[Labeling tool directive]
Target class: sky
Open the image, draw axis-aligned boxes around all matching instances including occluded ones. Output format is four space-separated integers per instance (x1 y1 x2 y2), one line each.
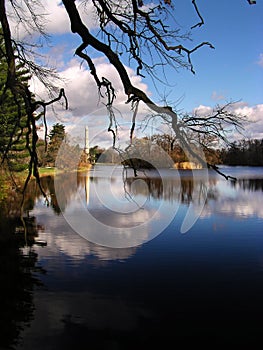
9 0 263 147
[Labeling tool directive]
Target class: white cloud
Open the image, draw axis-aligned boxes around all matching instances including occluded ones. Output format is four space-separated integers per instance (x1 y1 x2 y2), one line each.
8 0 97 39
32 56 149 117
233 103 263 139
43 1 72 34
32 56 149 115
45 0 99 34
191 102 263 140
31 56 151 146
192 104 213 116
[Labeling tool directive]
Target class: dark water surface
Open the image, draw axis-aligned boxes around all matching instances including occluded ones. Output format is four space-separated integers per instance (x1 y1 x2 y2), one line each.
1 166 263 348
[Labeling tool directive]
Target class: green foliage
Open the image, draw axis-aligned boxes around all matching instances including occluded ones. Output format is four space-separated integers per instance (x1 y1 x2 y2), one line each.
89 145 106 163
44 123 66 167
37 123 86 169
0 29 31 172
49 123 66 141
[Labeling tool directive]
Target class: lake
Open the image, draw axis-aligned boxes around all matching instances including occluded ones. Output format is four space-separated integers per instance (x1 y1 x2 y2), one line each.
1 165 263 348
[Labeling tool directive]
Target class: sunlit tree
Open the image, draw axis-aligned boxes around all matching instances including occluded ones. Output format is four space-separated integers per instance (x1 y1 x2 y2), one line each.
0 1 256 183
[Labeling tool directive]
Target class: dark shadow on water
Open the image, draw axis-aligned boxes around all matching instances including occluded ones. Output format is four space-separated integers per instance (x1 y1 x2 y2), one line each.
232 178 263 192
0 183 46 349
0 223 45 349
1 167 263 348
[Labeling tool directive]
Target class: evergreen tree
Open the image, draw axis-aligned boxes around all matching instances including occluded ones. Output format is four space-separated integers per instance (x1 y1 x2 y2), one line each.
0 29 31 172
221 139 263 166
45 123 66 167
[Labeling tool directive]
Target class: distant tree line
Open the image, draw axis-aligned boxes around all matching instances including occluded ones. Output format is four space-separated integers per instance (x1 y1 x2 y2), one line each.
143 135 263 167
97 136 263 168
3 114 263 171
40 132 263 168
37 134 263 168
220 139 263 166
148 134 221 165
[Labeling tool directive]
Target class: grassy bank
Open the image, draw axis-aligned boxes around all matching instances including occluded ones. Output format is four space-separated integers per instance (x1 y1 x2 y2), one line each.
38 167 57 176
1 165 92 194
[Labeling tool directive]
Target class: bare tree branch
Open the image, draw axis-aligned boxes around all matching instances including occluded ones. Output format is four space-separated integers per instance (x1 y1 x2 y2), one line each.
0 0 68 201
191 0 205 29
1 0 254 185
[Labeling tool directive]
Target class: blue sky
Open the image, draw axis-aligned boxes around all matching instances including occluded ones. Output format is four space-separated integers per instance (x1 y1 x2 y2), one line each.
163 0 263 111
11 0 262 144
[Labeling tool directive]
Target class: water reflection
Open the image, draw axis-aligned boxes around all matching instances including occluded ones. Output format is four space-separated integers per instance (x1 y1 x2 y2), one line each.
233 178 263 192
199 175 263 220
33 168 263 244
20 167 262 258
29 169 263 229
0 211 45 348
124 174 207 204
35 227 138 263
1 166 263 348
52 168 213 247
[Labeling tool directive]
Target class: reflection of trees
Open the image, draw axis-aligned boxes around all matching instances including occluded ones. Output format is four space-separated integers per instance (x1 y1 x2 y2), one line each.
53 172 88 213
1 171 89 217
231 179 263 192
125 175 210 205
0 215 45 349
39 174 76 214
0 180 36 219
21 172 88 214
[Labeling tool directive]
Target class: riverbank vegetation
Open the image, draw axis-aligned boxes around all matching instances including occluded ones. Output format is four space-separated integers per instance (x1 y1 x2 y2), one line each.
1 1 254 191
220 139 263 166
91 135 263 168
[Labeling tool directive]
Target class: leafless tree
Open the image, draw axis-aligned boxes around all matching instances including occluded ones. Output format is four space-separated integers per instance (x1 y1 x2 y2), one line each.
0 0 68 200
60 0 252 179
0 0 256 183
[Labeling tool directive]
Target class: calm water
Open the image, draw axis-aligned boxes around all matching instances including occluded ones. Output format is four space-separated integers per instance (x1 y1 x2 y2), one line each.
1 166 263 348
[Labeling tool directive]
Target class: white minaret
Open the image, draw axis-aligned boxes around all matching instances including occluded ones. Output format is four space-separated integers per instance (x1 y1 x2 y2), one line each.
85 126 89 155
